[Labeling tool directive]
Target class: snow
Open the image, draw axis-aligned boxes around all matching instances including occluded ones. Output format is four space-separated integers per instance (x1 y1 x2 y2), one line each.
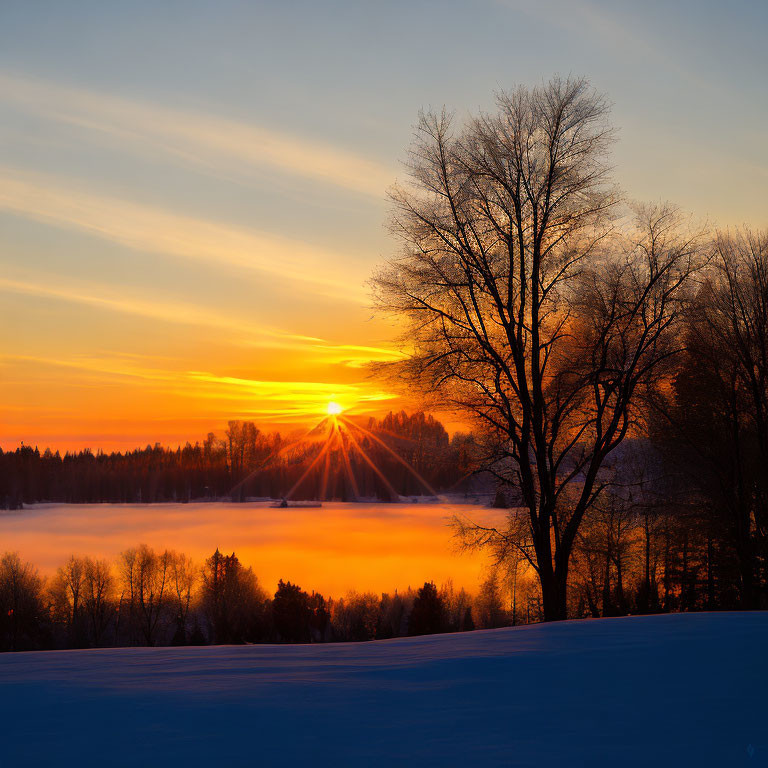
1 612 765 767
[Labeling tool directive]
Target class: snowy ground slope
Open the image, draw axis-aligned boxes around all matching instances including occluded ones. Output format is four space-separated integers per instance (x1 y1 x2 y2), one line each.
1 613 766 767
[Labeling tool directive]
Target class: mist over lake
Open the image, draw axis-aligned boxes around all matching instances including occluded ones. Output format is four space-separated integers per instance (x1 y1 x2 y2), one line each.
0 501 505 596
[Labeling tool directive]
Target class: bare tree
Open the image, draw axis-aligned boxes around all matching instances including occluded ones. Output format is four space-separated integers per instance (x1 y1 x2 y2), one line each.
709 231 768 457
331 591 380 641
474 570 508 629
168 551 197 643
50 555 86 640
572 489 639 616
373 77 701 620
82 557 114 646
671 229 768 607
0 552 44 651
119 545 172 645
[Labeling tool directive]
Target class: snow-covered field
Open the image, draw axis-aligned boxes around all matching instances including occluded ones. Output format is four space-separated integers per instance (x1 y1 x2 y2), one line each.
2 612 765 767
0 501 503 595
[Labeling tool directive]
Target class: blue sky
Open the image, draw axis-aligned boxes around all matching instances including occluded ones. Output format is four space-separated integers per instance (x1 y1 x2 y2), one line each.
1 0 765 447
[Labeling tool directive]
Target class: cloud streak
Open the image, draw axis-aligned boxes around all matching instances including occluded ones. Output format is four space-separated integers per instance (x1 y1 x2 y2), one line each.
0 71 393 198
0 275 325 348
0 169 368 302
1 353 396 420
1 273 402 377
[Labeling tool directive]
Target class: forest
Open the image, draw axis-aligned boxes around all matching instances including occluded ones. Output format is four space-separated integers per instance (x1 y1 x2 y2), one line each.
0 545 501 652
372 77 768 620
0 411 477 505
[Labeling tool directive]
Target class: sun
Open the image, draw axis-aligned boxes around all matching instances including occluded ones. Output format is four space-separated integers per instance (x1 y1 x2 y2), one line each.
326 401 343 416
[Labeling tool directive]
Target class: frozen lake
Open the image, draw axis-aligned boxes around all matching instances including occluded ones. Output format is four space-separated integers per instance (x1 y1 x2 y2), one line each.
0 501 504 595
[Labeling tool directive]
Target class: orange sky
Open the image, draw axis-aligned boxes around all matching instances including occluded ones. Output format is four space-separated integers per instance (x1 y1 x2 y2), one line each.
0 76 413 451
0 320 411 451
2 5 765 452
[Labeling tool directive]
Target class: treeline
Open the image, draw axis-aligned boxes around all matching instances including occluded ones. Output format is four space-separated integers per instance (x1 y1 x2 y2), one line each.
0 547 516 652
489 434 768 619
0 411 478 506
370 77 768 621
451 225 768 616
566 450 759 617
581 233 768 613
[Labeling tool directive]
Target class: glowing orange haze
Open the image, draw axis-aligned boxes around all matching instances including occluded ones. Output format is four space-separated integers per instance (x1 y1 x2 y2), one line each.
0 341 413 452
0 502 505 596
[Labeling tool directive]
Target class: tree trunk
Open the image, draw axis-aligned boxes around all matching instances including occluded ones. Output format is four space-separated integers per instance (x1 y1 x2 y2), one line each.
616 553 625 614
602 542 613 617
663 526 672 609
644 514 652 601
735 506 756 609
539 561 569 622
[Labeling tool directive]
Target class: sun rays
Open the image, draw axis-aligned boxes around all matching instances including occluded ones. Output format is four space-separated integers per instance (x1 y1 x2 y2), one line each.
225 407 440 504
276 411 440 503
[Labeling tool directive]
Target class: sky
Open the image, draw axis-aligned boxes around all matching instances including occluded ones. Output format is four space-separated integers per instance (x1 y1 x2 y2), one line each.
1 0 766 450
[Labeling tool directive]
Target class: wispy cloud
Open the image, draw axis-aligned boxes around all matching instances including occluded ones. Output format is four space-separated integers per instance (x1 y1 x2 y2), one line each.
0 169 368 301
0 274 402 369
185 371 359 404
0 72 393 198
0 275 325 348
306 343 405 368
0 353 396 420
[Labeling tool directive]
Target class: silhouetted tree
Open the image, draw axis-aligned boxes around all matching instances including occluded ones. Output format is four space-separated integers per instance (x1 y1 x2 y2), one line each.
118 545 172 646
168 551 197 644
201 549 266 644
675 230 767 607
377 591 411 639
49 555 88 647
271 580 329 643
82 557 114 646
408 582 446 635
332 592 380 641
440 581 475 632
0 552 45 651
475 572 508 629
373 76 702 620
